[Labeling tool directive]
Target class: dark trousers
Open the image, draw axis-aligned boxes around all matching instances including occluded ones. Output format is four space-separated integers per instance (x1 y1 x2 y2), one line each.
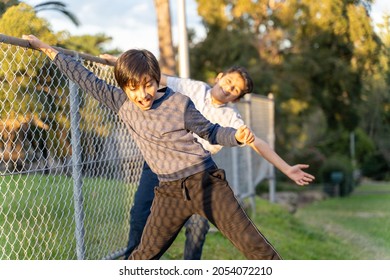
124 162 209 260
129 166 281 260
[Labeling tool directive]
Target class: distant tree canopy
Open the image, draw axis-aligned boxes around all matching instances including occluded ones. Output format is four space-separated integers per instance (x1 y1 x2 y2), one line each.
192 0 389 179
0 3 117 162
0 1 388 179
0 0 80 26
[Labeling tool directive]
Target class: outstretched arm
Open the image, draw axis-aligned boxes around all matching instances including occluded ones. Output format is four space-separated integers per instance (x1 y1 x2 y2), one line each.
23 35 126 113
249 137 315 186
22 35 58 60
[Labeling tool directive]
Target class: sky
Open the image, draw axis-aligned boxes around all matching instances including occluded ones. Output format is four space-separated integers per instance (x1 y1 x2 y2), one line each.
24 0 389 56
24 0 205 55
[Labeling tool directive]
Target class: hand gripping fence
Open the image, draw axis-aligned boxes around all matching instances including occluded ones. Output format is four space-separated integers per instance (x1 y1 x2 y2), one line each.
0 33 275 260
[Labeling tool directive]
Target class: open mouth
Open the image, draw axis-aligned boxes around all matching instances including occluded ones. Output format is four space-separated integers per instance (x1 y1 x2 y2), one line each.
138 96 151 107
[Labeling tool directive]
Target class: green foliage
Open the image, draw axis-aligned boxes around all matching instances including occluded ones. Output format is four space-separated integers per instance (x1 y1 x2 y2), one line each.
56 31 115 56
190 25 261 84
0 3 118 164
287 147 327 181
196 0 230 27
0 3 57 119
0 0 19 15
317 129 375 164
278 1 378 131
358 24 390 171
361 152 390 180
0 3 55 39
192 0 389 180
353 129 376 162
320 155 355 197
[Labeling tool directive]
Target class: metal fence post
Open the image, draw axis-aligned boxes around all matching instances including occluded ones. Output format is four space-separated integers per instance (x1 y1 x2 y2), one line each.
69 75 86 260
244 94 255 213
267 93 276 203
231 148 239 194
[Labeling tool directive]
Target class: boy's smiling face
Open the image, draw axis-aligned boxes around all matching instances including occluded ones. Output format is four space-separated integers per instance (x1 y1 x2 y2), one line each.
124 75 160 111
211 72 246 105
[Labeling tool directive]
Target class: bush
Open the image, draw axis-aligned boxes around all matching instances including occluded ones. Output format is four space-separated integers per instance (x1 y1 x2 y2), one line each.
255 180 300 195
361 152 390 181
320 155 354 197
287 147 326 182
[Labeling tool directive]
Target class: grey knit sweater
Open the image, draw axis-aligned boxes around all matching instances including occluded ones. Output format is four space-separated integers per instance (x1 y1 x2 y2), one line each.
53 53 240 181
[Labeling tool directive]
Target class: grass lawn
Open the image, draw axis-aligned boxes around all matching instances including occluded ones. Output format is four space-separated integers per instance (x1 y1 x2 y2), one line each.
164 181 390 260
294 181 390 259
1 173 389 260
0 173 135 259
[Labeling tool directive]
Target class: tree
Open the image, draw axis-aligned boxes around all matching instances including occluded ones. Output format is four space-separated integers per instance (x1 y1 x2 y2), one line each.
0 3 61 170
154 0 176 75
33 1 80 26
192 0 387 178
279 1 380 133
0 0 19 15
359 14 390 171
0 3 116 169
0 1 80 27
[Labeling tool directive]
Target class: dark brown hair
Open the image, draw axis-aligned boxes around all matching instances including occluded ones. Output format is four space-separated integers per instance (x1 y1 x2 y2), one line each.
114 49 161 90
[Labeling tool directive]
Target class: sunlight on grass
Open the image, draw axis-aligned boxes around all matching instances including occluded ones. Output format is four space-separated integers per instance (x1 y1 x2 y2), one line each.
165 182 390 260
1 173 135 259
1 175 389 260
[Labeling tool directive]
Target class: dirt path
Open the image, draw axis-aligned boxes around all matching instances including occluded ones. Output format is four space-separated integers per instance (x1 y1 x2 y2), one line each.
304 215 390 259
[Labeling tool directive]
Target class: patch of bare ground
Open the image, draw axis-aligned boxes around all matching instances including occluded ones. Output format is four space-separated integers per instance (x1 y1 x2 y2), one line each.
261 190 328 213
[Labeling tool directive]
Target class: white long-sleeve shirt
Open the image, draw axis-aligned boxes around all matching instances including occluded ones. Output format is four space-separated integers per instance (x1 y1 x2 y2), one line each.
167 76 245 154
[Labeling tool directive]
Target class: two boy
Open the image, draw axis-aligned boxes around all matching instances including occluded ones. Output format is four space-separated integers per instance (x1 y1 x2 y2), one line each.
100 54 315 259
23 34 313 259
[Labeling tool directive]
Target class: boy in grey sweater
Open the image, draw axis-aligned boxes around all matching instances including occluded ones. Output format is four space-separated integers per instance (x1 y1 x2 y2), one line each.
23 34 283 259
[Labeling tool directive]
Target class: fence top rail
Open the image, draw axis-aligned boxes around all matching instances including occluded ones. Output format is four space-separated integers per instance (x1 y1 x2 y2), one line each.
0 33 274 102
0 33 108 65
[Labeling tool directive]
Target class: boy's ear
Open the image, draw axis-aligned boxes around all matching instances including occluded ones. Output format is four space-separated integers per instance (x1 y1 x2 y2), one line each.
215 72 223 83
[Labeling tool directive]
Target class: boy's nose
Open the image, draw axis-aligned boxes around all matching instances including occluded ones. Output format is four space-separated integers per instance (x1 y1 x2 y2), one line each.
138 88 147 99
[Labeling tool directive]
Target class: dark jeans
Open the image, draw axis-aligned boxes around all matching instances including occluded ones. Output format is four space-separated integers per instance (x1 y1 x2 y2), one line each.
128 166 281 260
124 162 209 259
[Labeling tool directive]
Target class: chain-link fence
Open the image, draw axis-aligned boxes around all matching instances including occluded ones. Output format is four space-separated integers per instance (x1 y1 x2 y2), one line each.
0 33 275 260
213 94 276 211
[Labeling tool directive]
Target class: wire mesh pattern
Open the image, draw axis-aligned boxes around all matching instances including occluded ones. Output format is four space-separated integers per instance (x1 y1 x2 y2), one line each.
0 34 274 260
213 95 275 211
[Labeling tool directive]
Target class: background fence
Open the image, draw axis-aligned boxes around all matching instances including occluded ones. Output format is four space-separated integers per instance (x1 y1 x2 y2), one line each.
0 34 275 260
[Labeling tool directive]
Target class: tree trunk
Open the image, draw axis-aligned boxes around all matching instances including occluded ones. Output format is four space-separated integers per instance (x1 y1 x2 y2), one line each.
154 0 176 75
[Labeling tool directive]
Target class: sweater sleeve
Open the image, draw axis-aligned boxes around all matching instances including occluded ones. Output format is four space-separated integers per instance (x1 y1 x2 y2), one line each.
184 99 239 147
53 53 127 113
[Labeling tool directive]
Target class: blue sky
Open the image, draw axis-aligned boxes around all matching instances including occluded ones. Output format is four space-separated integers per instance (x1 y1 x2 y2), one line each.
24 0 205 55
24 0 389 56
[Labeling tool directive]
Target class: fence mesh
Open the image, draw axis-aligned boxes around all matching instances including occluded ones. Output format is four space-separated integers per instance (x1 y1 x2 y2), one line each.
0 34 274 260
